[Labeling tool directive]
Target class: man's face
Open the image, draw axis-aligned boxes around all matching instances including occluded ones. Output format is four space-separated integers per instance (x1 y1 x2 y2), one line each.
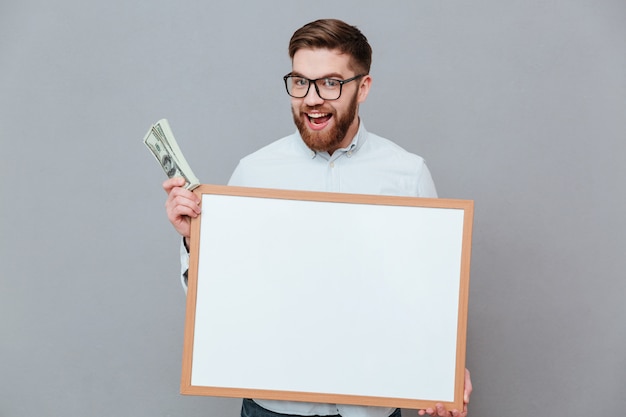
290 48 371 154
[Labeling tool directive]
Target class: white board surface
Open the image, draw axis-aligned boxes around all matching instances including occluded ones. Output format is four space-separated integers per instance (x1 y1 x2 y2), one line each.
183 186 473 410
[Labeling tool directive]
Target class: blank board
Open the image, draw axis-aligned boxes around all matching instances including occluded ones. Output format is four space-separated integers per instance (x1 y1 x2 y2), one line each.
182 185 473 411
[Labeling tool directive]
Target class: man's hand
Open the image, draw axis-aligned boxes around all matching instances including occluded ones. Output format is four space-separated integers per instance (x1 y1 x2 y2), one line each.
163 177 201 247
418 368 472 417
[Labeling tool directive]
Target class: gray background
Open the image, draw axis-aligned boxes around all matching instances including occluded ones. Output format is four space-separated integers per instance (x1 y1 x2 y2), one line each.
1 0 625 416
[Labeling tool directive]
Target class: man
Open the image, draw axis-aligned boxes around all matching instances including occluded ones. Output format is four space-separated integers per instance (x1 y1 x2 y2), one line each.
164 19 472 417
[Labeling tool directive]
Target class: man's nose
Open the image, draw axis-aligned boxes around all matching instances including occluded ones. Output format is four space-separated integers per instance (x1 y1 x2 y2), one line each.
303 83 324 106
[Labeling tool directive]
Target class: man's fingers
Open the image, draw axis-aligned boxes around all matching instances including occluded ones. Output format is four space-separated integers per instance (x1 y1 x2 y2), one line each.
165 186 201 212
169 193 201 215
162 177 187 193
463 368 472 404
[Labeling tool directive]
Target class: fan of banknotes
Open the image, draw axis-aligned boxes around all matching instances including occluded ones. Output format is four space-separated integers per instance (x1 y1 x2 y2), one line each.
143 119 200 190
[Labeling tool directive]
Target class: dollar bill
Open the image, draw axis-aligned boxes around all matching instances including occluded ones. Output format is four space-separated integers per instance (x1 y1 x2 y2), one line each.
143 119 200 190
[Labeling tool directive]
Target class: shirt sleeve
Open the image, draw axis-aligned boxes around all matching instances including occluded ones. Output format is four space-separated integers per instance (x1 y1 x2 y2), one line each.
418 161 438 198
227 161 244 186
179 238 189 293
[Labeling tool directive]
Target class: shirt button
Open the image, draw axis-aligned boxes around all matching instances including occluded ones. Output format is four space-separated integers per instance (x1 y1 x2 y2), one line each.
347 151 352 157
330 162 335 168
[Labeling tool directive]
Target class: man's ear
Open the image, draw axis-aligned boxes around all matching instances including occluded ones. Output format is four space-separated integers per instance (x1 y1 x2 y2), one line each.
357 75 372 104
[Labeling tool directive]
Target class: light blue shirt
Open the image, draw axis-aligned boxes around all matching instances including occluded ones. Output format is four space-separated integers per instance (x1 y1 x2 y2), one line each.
228 122 437 199
180 121 437 417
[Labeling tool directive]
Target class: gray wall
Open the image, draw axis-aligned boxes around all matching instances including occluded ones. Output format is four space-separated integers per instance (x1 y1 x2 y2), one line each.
1 0 625 416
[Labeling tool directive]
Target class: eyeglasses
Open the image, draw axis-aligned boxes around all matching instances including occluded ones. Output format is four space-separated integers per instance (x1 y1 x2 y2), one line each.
283 74 366 100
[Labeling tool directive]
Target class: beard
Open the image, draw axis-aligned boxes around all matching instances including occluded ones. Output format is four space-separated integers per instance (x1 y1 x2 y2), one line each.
292 90 359 153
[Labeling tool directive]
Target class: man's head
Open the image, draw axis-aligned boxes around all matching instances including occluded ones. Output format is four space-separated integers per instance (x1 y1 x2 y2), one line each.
286 19 372 154
288 19 372 75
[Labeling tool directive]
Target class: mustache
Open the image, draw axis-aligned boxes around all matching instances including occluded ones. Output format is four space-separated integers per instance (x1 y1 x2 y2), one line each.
299 103 333 111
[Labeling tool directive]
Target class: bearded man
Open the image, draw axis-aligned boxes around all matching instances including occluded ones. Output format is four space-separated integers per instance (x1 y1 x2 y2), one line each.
163 18 472 417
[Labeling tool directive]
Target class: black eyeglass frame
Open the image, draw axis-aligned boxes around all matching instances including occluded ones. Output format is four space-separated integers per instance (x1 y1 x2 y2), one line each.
282 73 366 100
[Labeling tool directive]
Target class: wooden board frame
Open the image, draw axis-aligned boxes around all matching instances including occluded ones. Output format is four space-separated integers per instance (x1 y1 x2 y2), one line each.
182 184 473 411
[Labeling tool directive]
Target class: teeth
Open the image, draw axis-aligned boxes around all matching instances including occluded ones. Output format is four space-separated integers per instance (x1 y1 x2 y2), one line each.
308 113 328 118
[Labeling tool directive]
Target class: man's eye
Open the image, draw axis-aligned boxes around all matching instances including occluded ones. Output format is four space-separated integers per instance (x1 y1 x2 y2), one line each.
322 78 340 88
294 78 308 87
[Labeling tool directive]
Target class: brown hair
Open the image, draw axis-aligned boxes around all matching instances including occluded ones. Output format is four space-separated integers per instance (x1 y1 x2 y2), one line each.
288 19 372 74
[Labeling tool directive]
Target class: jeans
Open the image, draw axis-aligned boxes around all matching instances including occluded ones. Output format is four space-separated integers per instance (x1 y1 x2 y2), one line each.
241 399 402 417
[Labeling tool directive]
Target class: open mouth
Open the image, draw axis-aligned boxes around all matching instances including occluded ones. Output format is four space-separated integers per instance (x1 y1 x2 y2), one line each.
306 112 332 130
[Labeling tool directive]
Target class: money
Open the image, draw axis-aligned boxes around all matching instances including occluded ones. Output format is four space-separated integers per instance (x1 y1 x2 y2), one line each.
143 119 200 190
